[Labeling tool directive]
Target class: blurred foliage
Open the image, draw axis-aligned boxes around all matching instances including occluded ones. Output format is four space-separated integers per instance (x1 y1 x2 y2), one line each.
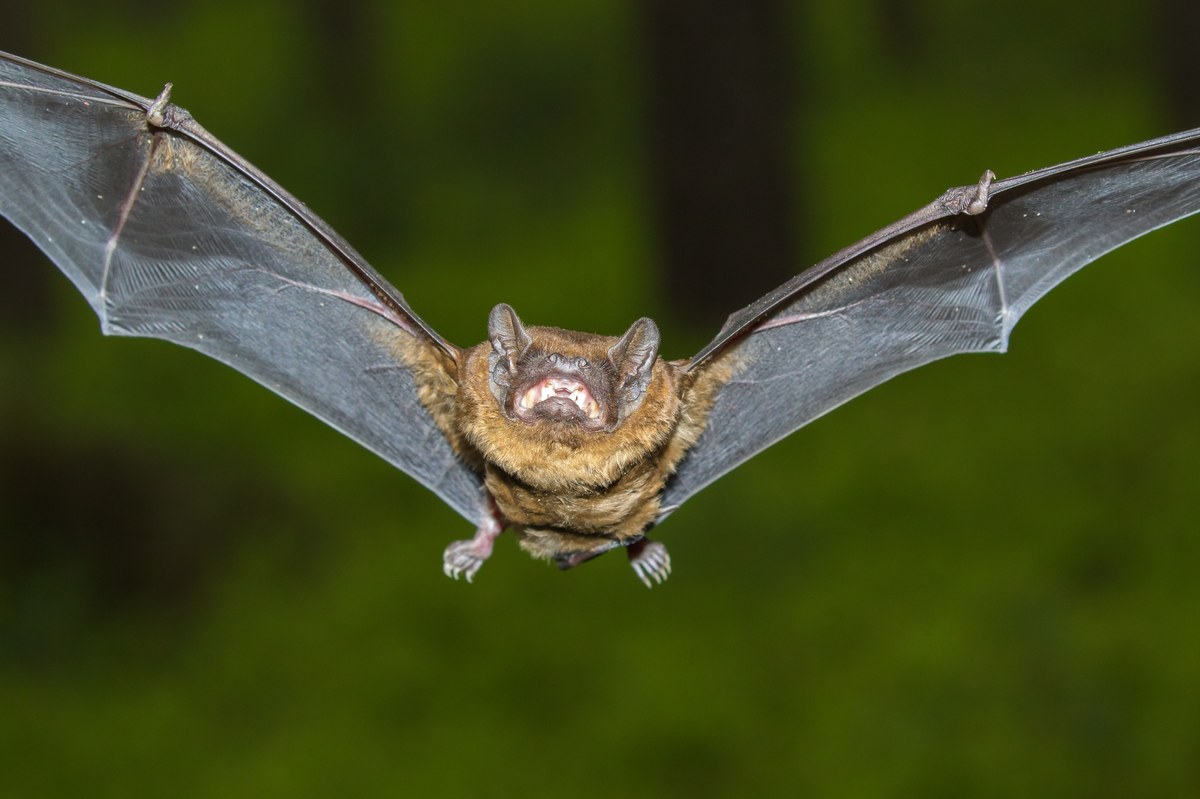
2 1 1199 796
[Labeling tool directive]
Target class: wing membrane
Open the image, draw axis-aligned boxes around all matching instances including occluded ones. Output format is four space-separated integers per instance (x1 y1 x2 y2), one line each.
0 51 485 524
661 131 1200 517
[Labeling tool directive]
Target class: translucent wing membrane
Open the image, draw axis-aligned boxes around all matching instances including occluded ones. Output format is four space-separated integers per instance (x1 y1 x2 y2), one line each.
0 52 486 524
661 131 1200 517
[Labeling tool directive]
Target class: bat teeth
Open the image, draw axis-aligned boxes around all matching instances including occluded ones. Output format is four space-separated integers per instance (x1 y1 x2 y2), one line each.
519 386 540 410
520 376 601 418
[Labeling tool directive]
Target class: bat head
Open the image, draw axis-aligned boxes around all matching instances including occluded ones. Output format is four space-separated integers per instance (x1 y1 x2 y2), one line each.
485 303 660 434
456 304 683 496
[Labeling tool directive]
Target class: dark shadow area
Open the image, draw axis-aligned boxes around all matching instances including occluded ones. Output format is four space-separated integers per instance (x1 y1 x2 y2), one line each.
640 0 799 326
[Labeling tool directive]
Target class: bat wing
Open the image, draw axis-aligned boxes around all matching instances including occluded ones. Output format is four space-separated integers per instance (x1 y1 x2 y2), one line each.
659 127 1200 519
0 51 487 525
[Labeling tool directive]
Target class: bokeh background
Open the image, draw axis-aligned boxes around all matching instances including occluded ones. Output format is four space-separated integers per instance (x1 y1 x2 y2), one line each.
3 1 1200 796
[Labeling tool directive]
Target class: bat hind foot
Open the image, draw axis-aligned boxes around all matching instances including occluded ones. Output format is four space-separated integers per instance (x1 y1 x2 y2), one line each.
443 512 504 583
443 540 491 582
627 538 671 588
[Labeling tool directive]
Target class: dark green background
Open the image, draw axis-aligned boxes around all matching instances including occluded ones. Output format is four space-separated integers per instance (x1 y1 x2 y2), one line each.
2 2 1199 796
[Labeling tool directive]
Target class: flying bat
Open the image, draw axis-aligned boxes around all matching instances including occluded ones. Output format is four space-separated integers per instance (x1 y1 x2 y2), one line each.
2 51 1198 586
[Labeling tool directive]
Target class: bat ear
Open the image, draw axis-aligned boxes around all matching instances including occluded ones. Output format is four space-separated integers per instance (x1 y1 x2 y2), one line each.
488 303 533 368
607 317 660 407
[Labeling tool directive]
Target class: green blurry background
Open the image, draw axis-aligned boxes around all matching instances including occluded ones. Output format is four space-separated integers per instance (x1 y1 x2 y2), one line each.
2 1 1199 796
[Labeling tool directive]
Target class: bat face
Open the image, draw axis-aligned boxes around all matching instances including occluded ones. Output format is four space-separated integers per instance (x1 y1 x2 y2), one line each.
2 50 1199 587
485 303 658 437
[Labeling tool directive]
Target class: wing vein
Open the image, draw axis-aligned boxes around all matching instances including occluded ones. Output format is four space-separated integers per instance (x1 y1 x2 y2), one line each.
978 220 1010 337
99 128 157 323
265 272 421 335
0 80 132 107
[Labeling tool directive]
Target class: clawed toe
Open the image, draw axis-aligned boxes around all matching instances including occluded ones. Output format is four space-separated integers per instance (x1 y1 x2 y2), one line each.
443 508 504 583
443 540 488 582
628 539 671 588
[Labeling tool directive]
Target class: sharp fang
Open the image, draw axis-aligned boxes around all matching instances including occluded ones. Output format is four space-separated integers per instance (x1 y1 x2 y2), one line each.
522 376 600 417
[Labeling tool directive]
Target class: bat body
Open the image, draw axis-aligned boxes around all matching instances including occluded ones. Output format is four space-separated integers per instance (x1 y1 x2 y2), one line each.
3 51 1199 586
395 304 734 582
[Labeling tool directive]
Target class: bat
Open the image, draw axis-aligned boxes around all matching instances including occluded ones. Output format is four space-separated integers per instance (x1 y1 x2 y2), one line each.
3 51 1199 587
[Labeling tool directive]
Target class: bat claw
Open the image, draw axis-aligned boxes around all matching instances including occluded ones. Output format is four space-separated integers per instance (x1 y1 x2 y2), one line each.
627 539 671 588
443 509 505 583
941 169 995 216
966 169 995 215
145 83 174 128
443 540 489 582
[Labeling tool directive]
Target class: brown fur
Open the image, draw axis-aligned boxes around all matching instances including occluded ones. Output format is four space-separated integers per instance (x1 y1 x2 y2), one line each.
385 321 736 563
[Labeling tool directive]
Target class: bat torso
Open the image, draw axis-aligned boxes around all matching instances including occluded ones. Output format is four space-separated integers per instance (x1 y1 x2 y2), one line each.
387 313 732 564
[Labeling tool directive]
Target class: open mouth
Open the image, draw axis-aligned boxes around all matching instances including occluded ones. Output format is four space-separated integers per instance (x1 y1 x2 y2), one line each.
517 376 601 420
